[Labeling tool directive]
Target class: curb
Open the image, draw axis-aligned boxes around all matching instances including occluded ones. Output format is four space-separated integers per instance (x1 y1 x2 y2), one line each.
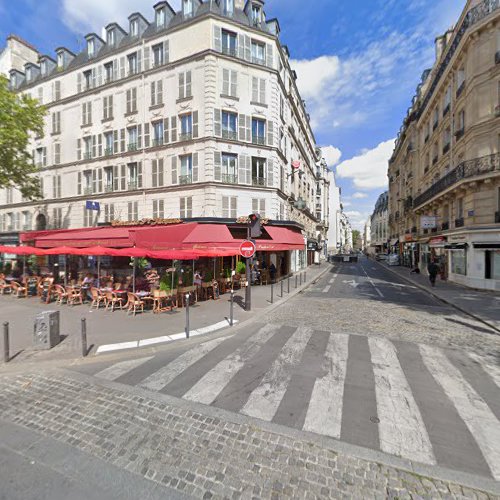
379 262 500 335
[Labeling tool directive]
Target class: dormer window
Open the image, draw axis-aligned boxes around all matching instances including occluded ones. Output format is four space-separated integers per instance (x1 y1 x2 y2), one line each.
107 29 115 47
87 38 95 58
26 67 32 82
130 19 138 37
251 4 261 25
156 7 165 27
40 61 47 76
57 53 64 68
183 0 193 18
223 0 234 15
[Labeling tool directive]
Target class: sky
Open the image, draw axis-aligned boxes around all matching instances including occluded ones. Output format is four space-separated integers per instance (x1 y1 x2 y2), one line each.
0 0 466 229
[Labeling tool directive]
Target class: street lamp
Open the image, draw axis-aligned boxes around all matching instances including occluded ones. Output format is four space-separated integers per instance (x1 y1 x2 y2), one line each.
294 197 306 210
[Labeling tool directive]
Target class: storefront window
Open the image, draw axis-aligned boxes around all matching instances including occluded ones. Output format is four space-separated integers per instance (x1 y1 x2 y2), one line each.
451 249 466 275
487 251 500 280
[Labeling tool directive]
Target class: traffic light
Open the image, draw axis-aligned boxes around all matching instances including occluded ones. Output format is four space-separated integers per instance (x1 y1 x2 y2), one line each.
249 213 262 238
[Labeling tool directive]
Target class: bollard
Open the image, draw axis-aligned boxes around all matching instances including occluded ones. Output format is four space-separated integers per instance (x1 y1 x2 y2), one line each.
295 275 298 289
3 322 9 363
287 276 290 294
230 289 234 327
185 293 190 338
305 271 307 282
280 279 283 298
81 318 87 357
271 282 274 304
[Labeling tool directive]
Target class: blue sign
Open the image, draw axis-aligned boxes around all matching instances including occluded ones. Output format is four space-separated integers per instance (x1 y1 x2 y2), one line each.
85 201 100 211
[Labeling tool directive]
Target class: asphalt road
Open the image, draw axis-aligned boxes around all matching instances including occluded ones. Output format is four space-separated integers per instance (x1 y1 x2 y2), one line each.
66 260 500 482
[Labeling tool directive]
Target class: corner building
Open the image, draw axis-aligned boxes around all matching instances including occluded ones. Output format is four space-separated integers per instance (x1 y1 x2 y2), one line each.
389 0 500 290
0 0 330 270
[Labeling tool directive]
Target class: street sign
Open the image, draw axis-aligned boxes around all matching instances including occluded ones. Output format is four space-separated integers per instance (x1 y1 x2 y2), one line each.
420 215 437 229
86 201 100 211
239 240 256 259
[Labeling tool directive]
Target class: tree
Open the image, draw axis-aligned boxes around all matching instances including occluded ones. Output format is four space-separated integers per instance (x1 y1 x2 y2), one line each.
352 230 361 248
0 76 46 200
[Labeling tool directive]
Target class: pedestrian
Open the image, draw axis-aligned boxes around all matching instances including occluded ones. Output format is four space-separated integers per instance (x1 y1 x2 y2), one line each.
269 263 276 283
427 259 440 287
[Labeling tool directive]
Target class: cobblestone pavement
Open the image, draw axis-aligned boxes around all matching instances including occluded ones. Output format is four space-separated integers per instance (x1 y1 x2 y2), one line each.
0 370 498 499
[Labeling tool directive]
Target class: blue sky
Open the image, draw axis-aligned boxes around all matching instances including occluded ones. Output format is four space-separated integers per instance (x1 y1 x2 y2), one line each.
0 0 466 229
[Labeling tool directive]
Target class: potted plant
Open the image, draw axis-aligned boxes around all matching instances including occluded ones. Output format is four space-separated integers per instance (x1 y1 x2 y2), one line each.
235 261 246 277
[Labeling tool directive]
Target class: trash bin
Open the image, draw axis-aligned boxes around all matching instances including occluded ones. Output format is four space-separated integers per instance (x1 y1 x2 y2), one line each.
33 311 60 349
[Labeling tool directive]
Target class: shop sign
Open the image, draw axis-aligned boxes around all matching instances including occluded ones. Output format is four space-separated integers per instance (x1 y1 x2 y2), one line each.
307 241 319 251
404 234 414 242
421 216 437 229
240 240 256 259
111 218 182 227
449 235 467 242
429 236 446 247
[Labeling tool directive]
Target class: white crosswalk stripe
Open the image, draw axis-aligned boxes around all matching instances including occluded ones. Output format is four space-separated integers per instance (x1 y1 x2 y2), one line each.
94 356 154 381
240 326 313 422
183 324 281 405
468 352 500 390
138 336 229 391
303 333 348 439
421 345 500 480
369 337 435 465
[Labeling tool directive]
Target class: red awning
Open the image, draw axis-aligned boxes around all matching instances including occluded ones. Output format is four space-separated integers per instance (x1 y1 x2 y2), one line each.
31 227 135 248
262 226 305 250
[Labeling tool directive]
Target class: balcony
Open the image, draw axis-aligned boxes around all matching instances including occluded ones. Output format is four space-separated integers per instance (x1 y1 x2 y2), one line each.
222 130 238 141
455 217 465 228
252 135 266 146
456 81 465 98
178 132 193 142
179 175 193 185
152 138 164 147
83 152 92 160
251 56 265 66
104 147 114 156
414 153 500 208
443 104 450 117
221 174 237 184
432 156 438 165
128 181 138 190
22 225 31 231
104 184 114 193
441 221 450 231
83 187 93 195
252 177 266 187
443 143 450 154
495 211 500 223
127 143 138 152
222 46 237 57
455 128 464 141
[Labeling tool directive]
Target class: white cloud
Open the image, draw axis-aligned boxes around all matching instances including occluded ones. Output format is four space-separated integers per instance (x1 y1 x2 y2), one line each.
321 145 342 167
343 210 371 231
352 192 368 199
336 138 395 190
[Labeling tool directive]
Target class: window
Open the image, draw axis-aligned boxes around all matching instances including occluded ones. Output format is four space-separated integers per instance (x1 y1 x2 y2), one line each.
54 143 61 165
221 153 237 184
130 19 139 37
57 52 64 68
179 114 193 141
251 41 265 64
180 155 193 183
183 0 193 18
251 77 266 104
456 197 464 219
53 208 64 227
251 4 261 25
83 70 92 90
150 80 163 106
222 69 237 97
222 111 237 140
54 81 61 101
22 211 32 231
156 7 165 27
126 87 137 114
180 196 193 218
433 107 439 128
252 157 266 186
102 95 112 120
83 170 92 194
443 128 451 152
457 110 465 133
222 30 237 56
107 29 115 47
35 147 47 167
152 121 164 146
128 53 138 75
87 39 95 58
451 249 467 275
443 86 451 115
128 201 138 221
222 196 237 218
104 167 113 191
52 175 61 198
152 43 164 67
127 127 138 151
252 118 266 145
456 67 465 94
153 199 165 219
82 102 92 126
104 132 114 156
6 188 13 204
51 112 61 134
104 203 115 222
152 159 164 187
178 71 192 99
26 67 32 82
252 198 266 217
128 163 139 189
104 62 114 83
223 0 234 15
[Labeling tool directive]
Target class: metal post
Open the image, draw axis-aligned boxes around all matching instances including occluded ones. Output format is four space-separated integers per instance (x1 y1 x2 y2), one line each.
295 275 298 289
245 257 251 311
185 294 190 338
3 322 9 363
280 279 283 298
81 318 87 357
300 272 302 285
230 289 234 326
287 276 290 294
305 271 307 282
132 258 136 294
271 281 274 304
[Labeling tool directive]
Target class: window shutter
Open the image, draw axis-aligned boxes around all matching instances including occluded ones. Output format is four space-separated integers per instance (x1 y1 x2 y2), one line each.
77 172 82 195
109 95 113 118
120 165 126 190
214 152 221 181
89 102 92 124
192 111 199 138
43 147 47 166
260 199 265 217
97 65 102 86
238 155 247 184
192 153 199 182
231 70 237 97
137 50 142 72
157 80 163 104
158 159 164 186
150 81 155 106
171 156 178 184
238 113 246 141
126 89 130 114
98 168 103 192
171 116 177 142
91 68 97 88
214 109 222 137
178 72 185 99
77 139 81 160
186 71 192 97
55 143 61 164
152 159 158 188
267 158 274 188
260 79 266 104
113 130 118 153
52 175 57 198
77 73 82 93
137 124 142 148
267 120 274 147
159 199 164 217
92 169 97 193
113 165 119 191
55 80 61 100
222 196 228 217
187 197 192 217
120 129 125 152
214 25 222 52
163 118 169 143
230 197 237 218
164 40 169 63
137 162 143 188
222 69 230 95
266 44 274 68
120 57 125 79
92 135 96 158
244 35 251 61
180 197 185 217
144 123 150 148
246 116 251 142
143 46 150 71
252 77 258 102
238 34 245 59
98 134 103 157
252 199 258 213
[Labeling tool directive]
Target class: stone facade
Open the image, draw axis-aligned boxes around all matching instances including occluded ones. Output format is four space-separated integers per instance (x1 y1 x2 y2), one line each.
370 191 388 254
0 0 329 254
388 0 500 289
0 35 39 77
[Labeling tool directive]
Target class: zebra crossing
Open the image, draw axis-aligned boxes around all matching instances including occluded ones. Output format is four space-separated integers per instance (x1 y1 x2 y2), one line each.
78 322 500 479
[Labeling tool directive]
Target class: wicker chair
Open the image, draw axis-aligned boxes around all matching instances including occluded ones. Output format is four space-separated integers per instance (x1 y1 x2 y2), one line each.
105 291 124 312
53 285 69 305
0 279 12 295
126 292 144 316
67 287 83 306
90 287 106 309
10 281 27 298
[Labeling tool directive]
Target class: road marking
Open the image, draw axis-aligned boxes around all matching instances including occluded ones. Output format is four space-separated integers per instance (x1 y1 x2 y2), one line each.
360 262 384 298
303 334 349 439
183 324 281 405
468 353 500 390
240 327 314 421
94 356 154 381
342 280 359 288
369 338 435 465
322 285 331 293
421 345 500 479
138 336 230 391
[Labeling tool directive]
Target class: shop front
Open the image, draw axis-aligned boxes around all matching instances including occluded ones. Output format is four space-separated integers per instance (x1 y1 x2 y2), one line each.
401 235 419 268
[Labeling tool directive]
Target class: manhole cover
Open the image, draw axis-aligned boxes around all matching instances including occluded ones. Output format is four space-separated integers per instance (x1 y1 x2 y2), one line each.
370 416 380 424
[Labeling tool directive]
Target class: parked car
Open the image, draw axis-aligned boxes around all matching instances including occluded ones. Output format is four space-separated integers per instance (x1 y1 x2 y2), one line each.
375 253 388 261
387 254 400 266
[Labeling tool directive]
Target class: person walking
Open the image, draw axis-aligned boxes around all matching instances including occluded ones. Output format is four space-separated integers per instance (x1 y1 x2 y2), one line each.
427 259 440 287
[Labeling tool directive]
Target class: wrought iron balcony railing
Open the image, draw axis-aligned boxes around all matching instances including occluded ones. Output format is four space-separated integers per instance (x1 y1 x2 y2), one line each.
222 46 237 57
128 181 138 190
252 135 266 146
152 138 164 147
252 177 266 187
221 174 237 184
127 143 138 152
104 147 113 156
178 133 193 142
222 130 238 141
414 153 500 208
179 175 193 185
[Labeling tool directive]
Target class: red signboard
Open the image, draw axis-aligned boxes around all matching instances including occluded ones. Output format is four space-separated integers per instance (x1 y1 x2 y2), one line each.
239 240 256 259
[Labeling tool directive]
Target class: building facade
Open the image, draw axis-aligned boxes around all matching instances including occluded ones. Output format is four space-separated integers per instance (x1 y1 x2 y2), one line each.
370 191 388 255
0 0 329 270
388 0 500 290
0 35 39 77
327 168 343 254
363 216 371 254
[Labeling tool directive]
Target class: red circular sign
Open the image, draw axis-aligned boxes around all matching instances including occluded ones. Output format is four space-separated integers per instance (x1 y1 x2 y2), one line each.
239 240 256 259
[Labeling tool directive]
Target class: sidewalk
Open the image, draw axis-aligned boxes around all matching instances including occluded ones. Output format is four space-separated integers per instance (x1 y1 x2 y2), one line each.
382 263 500 332
0 264 329 362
